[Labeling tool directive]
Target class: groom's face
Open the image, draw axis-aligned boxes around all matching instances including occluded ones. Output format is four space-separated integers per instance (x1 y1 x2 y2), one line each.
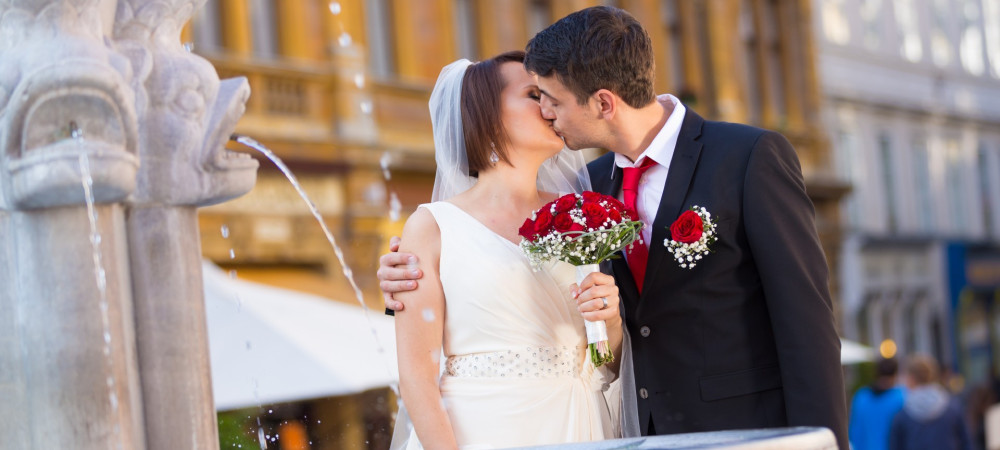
535 75 601 151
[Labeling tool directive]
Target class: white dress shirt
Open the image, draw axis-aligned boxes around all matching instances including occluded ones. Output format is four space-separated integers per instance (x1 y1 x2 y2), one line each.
614 94 686 247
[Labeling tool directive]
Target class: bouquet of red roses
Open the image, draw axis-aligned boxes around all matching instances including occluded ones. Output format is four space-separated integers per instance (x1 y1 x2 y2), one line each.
518 191 644 367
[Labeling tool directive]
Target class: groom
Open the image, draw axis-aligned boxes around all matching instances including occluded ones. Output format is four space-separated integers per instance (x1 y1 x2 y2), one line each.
379 6 848 449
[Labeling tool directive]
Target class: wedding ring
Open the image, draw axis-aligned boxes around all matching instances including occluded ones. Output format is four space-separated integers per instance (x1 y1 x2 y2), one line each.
600 297 608 310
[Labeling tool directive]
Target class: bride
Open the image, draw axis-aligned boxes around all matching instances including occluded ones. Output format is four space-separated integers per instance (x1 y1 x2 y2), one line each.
390 51 625 449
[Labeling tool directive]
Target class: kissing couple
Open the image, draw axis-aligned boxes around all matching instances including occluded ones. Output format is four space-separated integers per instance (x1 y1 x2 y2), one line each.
378 6 849 450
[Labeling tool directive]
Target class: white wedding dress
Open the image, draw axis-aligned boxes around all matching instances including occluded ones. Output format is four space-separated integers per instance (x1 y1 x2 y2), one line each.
391 201 621 449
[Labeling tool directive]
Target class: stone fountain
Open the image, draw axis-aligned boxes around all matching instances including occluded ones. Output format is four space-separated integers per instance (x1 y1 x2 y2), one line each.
0 0 257 448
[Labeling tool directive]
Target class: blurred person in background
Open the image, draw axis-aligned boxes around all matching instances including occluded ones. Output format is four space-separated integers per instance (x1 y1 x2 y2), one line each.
890 354 972 450
850 357 906 450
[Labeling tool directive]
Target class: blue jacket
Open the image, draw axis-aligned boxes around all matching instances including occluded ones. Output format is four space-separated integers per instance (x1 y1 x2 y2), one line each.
849 385 905 450
889 385 972 450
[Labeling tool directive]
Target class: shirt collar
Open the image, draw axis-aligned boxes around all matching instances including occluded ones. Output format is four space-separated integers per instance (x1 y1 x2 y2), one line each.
614 94 686 169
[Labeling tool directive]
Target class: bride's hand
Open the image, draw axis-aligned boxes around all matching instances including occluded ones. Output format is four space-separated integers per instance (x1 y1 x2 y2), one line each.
571 272 621 324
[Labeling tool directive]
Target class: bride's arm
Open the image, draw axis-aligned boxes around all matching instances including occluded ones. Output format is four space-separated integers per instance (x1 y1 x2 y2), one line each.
575 272 623 374
394 208 458 450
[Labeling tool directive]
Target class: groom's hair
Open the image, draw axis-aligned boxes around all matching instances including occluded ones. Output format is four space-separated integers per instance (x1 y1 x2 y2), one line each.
524 6 655 109
462 50 525 177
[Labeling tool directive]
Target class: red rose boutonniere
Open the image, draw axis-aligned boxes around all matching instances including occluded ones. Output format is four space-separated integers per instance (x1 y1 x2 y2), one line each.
663 205 717 269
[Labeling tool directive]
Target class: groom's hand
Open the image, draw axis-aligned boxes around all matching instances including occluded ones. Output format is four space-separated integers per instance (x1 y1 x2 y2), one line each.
571 272 621 324
378 236 423 312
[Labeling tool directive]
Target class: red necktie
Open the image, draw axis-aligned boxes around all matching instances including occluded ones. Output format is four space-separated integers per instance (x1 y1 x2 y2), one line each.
622 158 657 293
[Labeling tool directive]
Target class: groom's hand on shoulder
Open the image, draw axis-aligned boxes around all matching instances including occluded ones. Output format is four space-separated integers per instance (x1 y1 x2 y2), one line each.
378 236 423 312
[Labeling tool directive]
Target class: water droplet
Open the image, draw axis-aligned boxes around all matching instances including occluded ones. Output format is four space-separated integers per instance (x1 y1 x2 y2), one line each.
229 249 236 259
389 192 402 222
354 73 365 88
338 32 352 47
183 42 194 52
221 225 230 238
422 308 435 322
380 152 392 180
69 121 83 140
328 1 341 14
229 270 238 279
360 99 373 114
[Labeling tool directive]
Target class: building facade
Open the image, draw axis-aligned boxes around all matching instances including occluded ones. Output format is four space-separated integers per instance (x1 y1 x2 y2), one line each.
813 0 1000 388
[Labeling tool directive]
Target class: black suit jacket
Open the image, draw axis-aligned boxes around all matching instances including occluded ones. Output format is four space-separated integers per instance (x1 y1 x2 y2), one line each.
589 109 848 449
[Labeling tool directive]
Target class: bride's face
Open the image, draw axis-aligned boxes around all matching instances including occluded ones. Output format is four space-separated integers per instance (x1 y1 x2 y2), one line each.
498 62 564 161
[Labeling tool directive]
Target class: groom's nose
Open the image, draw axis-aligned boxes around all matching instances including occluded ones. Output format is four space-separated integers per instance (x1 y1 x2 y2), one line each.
539 100 556 120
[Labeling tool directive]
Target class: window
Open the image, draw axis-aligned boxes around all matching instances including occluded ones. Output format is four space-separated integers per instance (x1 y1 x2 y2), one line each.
760 0 786 121
931 0 954 68
191 0 222 53
959 0 986 76
945 138 967 234
893 0 923 62
661 0 686 95
912 137 934 232
860 0 884 50
837 130 862 227
739 0 760 124
985 0 1000 78
978 143 995 236
879 133 897 231
453 0 479 61
249 0 278 58
821 0 851 45
527 0 552 38
365 0 396 77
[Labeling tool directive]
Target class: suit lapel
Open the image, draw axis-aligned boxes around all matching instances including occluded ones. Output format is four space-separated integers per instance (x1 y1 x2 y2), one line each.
642 109 705 292
592 157 623 198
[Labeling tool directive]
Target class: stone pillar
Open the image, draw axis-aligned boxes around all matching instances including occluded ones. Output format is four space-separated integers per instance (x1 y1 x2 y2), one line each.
126 207 219 449
114 1 257 449
0 1 257 448
0 1 145 448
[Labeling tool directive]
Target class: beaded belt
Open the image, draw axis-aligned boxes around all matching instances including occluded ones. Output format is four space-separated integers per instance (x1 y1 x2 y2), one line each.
444 345 585 378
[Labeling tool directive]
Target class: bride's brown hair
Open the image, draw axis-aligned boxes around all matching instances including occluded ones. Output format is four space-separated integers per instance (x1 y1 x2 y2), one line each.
461 50 525 177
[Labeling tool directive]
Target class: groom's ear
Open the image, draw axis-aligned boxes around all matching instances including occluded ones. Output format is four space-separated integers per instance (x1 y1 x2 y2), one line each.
593 89 617 121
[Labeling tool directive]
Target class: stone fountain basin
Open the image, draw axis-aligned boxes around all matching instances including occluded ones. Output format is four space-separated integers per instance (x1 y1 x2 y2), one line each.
519 427 836 450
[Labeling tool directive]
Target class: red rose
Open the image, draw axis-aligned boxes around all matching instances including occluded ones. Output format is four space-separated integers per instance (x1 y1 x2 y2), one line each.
534 208 554 234
582 202 608 228
553 212 574 232
606 197 627 213
554 194 577 213
608 209 622 223
670 210 704 244
582 191 602 204
519 218 536 240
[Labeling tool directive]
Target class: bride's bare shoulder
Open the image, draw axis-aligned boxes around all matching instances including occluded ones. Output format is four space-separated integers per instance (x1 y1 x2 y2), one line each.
400 207 441 251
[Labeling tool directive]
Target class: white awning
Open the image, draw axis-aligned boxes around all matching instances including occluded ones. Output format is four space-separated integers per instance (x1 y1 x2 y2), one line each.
203 262 398 411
